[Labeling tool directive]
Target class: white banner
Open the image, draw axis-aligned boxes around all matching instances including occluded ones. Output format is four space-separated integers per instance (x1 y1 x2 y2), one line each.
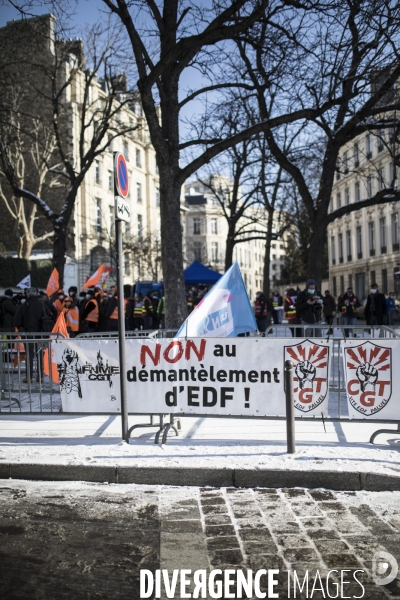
53 338 331 417
344 339 399 419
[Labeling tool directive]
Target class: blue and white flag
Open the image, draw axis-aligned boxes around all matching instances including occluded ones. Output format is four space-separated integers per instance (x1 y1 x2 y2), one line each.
176 261 257 337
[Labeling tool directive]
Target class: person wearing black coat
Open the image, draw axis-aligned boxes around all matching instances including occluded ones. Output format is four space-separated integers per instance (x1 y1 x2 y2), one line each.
365 283 387 326
14 287 53 383
0 289 17 332
295 278 323 336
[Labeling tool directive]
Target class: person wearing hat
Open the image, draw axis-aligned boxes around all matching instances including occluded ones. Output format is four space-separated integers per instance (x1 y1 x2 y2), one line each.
14 287 53 382
295 279 323 337
0 288 17 332
53 289 66 316
62 296 80 337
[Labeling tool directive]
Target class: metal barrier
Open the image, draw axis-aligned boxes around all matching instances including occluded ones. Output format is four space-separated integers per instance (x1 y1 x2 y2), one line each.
1 328 399 447
0 332 65 414
264 323 400 339
75 328 179 339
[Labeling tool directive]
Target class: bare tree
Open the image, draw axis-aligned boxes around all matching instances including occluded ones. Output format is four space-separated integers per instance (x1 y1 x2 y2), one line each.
233 0 400 284
0 17 138 285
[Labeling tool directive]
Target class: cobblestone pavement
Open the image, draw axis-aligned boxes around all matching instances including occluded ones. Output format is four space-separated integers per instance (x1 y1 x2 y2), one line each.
0 480 399 599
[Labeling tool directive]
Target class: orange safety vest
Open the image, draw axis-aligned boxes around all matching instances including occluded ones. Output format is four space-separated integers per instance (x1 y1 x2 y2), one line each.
110 297 128 320
85 299 99 323
65 306 79 332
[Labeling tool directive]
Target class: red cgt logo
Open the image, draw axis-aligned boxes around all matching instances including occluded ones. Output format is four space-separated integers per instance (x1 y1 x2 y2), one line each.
284 341 329 413
345 342 391 416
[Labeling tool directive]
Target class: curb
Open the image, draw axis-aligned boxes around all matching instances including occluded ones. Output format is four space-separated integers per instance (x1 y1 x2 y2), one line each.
1 463 400 491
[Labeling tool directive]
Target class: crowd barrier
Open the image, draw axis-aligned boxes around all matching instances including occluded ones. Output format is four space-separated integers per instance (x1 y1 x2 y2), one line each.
1 327 399 448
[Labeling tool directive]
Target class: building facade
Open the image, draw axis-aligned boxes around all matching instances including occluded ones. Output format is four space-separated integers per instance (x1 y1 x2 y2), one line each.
184 179 287 299
328 128 400 300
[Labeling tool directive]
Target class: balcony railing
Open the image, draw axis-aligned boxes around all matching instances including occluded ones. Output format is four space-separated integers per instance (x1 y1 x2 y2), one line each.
393 243 400 252
339 257 344 263
381 246 387 254
347 255 352 262
369 248 375 257
332 259 336 265
357 252 363 259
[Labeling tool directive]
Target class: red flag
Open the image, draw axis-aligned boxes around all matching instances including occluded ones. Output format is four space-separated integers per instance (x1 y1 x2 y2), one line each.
81 264 106 290
46 268 60 297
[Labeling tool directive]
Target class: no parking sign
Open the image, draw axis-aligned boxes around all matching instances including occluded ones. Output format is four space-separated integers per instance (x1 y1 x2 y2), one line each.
114 152 130 223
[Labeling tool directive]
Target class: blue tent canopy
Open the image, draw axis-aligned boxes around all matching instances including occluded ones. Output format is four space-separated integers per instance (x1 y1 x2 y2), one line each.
184 261 222 285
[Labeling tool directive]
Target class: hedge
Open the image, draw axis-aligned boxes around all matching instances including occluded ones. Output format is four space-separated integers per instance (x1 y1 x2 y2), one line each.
0 257 53 289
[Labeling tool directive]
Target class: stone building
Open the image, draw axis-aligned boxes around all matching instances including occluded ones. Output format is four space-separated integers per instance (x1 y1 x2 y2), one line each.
328 126 400 300
184 178 287 299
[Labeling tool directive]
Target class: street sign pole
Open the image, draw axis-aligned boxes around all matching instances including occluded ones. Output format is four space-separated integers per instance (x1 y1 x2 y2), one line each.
114 152 130 443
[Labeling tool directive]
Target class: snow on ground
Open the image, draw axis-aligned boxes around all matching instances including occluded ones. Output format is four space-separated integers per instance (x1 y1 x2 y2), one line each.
0 413 399 475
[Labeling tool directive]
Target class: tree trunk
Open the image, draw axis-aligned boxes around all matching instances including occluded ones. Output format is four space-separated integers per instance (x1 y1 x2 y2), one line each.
306 213 327 289
224 227 236 272
21 235 34 260
262 209 274 297
158 165 187 329
53 223 67 289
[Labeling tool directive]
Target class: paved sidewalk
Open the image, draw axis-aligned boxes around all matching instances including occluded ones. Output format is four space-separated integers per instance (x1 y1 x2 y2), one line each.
0 414 399 489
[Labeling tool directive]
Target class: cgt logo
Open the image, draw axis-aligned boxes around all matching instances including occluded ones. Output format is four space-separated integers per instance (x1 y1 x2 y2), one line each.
372 551 398 586
284 341 329 412
345 342 391 416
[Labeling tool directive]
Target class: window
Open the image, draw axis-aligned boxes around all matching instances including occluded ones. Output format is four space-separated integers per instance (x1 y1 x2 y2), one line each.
380 217 387 253
210 218 218 234
333 276 337 298
368 221 375 256
95 198 102 233
136 148 141 168
94 160 100 185
377 136 384 153
155 187 160 207
155 157 159 174
108 170 113 191
124 252 131 275
382 269 388 294
345 187 350 205
346 230 352 261
348 274 353 290
336 161 341 181
377 167 384 191
366 175 372 198
193 217 201 235
354 143 359 167
370 270 376 286
338 233 343 263
211 242 218 262
193 241 202 262
331 236 336 265
272 254 277 260
343 151 349 173
356 226 362 259
137 214 143 240
123 141 129 161
366 134 372 158
355 181 360 202
336 192 341 209
392 212 399 250
136 182 142 202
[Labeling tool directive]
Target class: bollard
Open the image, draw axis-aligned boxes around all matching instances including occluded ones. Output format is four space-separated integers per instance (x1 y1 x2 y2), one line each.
284 359 296 454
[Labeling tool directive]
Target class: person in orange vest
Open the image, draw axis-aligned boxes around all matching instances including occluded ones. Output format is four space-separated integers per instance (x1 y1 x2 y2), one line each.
53 289 66 316
106 288 128 331
80 289 99 333
284 287 299 337
62 296 79 338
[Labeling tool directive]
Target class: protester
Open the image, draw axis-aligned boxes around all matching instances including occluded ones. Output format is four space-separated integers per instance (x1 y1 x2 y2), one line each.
62 296 79 337
14 287 53 382
254 291 268 335
270 286 283 324
365 283 387 327
295 279 323 336
283 287 298 337
337 287 360 337
0 288 17 332
323 290 337 335
142 292 153 330
53 289 66 316
80 289 99 333
386 292 397 326
134 293 144 329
